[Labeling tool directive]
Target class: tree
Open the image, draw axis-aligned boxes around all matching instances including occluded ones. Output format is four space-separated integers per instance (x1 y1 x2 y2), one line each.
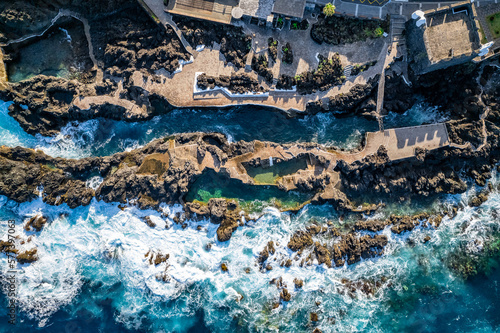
374 27 384 37
323 3 336 17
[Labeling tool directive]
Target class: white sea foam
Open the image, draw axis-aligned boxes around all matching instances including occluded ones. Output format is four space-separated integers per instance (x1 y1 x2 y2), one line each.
58 27 72 44
0 181 499 331
0 98 499 331
85 176 103 190
0 101 101 159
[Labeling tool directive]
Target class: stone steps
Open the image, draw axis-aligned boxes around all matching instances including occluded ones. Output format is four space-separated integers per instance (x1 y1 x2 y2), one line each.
390 15 407 57
344 64 353 78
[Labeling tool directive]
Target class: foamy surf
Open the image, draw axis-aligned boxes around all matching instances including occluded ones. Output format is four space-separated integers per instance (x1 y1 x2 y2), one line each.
1 97 500 331
0 174 497 332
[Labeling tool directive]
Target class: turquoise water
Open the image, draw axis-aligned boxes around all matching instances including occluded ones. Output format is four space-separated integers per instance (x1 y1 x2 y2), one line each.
1 99 500 332
0 100 444 158
6 26 74 82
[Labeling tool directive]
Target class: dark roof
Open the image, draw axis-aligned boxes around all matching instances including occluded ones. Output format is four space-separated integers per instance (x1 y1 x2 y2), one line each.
272 0 306 18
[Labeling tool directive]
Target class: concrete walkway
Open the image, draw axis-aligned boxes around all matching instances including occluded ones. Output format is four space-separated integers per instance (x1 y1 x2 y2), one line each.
308 0 499 21
375 42 389 131
1 11 66 47
242 11 386 78
161 122 451 200
138 0 198 57
0 50 7 91
131 38 390 112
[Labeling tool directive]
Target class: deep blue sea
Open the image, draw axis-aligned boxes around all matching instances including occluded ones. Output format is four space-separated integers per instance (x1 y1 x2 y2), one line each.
0 99 499 332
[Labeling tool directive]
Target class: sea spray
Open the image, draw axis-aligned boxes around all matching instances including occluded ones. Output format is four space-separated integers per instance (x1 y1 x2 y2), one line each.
1 99 500 331
0 99 446 160
0 177 497 332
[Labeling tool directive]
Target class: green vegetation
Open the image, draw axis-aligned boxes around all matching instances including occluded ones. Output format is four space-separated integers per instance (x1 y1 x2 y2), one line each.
251 54 273 83
281 42 293 64
486 12 500 38
311 15 390 45
290 19 309 30
267 38 278 62
351 60 377 76
295 53 345 94
275 17 284 29
479 23 488 44
374 27 384 37
323 3 336 17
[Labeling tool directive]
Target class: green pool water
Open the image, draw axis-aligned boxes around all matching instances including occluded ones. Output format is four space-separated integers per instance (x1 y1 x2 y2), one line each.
185 169 312 211
6 18 92 83
245 158 308 184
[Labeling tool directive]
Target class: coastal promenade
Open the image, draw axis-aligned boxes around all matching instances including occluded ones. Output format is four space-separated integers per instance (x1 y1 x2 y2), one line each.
312 0 499 20
138 0 198 56
132 0 487 117
130 37 391 112
164 122 451 197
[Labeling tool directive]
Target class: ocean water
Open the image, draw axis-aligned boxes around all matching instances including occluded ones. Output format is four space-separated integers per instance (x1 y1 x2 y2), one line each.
0 100 444 158
1 99 499 332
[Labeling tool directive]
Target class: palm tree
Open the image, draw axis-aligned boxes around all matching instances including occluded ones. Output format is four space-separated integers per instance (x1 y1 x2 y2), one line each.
323 3 336 17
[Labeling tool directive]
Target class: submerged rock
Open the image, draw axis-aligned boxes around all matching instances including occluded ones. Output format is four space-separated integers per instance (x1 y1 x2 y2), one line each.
287 231 313 252
16 248 38 264
24 214 48 232
280 288 291 302
293 278 304 289
142 216 156 228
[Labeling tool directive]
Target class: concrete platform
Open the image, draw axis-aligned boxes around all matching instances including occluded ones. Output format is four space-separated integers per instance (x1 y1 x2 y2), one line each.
386 123 449 160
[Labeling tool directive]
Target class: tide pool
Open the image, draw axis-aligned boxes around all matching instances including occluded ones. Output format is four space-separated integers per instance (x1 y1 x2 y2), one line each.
2 98 499 333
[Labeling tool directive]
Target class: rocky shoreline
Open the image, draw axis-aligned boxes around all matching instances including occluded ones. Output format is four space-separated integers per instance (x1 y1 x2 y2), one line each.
1 0 498 136
0 121 498 237
1 0 500 274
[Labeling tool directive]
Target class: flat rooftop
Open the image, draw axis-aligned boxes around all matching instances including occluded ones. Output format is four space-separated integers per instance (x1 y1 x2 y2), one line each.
423 11 478 63
168 0 238 24
272 0 306 18
238 0 274 18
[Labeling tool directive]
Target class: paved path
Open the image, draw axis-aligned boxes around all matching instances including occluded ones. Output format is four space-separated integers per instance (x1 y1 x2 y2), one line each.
243 11 386 78
138 0 198 57
375 42 389 131
340 123 450 162
133 40 389 112
306 0 499 20
161 122 451 203
162 122 451 200
0 50 7 90
1 11 66 47
59 11 99 71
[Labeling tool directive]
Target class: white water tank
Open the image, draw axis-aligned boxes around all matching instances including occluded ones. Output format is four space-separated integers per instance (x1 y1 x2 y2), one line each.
478 41 494 57
412 10 426 27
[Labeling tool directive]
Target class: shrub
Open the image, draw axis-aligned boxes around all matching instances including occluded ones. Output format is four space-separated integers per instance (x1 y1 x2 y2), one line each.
374 27 384 37
282 43 293 64
268 38 278 62
323 3 336 17
311 15 387 45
